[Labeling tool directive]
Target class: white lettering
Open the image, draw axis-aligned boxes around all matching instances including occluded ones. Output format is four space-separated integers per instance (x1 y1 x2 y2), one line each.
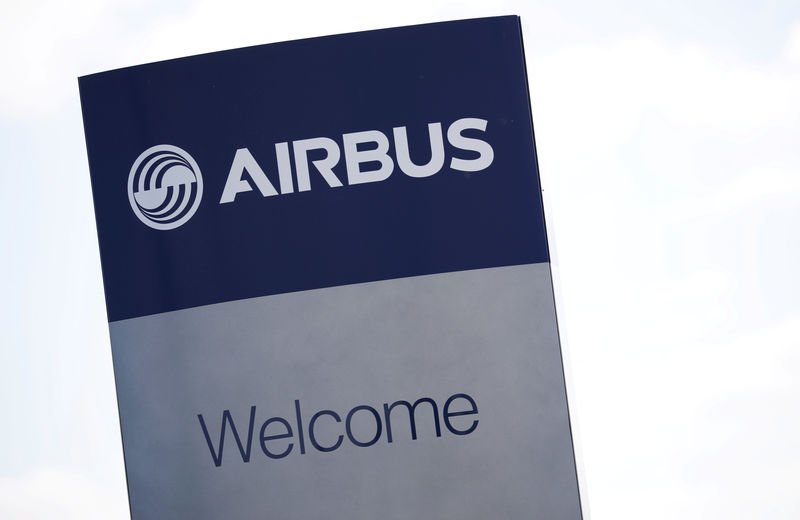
275 142 294 194
219 148 278 204
393 123 445 178
343 130 394 185
447 118 494 173
293 137 343 192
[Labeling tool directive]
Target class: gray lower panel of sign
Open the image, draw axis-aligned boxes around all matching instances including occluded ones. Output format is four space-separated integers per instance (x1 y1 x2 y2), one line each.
109 262 581 520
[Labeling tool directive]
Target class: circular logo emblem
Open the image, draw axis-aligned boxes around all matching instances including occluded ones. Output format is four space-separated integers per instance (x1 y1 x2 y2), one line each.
127 145 203 230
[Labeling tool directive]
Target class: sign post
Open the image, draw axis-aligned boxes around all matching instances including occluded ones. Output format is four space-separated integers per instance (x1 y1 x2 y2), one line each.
80 15 583 519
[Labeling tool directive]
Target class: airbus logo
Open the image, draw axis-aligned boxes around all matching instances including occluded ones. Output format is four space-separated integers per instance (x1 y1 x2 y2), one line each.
127 145 203 230
129 117 493 230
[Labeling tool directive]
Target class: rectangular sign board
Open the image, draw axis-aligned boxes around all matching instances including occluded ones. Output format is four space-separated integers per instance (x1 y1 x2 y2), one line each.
79 15 583 519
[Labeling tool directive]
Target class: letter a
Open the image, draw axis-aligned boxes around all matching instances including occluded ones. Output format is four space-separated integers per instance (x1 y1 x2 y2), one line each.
219 148 279 203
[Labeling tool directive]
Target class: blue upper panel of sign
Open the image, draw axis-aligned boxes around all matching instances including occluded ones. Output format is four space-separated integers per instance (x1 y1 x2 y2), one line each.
79 15 549 322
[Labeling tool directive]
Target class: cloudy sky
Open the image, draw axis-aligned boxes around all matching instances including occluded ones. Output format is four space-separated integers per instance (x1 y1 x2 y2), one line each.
1 0 798 518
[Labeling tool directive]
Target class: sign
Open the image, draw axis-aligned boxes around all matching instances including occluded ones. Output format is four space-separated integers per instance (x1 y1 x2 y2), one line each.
79 15 583 519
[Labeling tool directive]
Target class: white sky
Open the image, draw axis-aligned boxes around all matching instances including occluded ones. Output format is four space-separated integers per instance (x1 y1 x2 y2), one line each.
0 0 798 518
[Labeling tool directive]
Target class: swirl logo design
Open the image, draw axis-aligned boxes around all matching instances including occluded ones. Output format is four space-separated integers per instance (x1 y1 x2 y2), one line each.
128 145 203 230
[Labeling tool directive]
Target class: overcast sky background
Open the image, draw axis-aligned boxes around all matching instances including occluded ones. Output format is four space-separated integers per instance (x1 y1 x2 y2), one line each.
0 0 798 518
